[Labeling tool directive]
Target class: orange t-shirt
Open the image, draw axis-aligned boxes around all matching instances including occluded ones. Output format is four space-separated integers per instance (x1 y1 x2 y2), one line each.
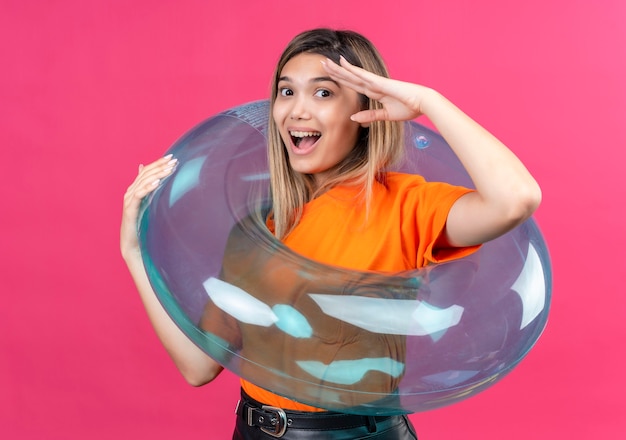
240 172 478 411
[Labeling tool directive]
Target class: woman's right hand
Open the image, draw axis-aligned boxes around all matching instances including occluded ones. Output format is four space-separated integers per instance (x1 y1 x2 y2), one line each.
120 155 178 260
120 154 223 385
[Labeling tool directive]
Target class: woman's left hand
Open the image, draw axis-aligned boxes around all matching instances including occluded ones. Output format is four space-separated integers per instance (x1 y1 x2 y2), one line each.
324 55 542 248
322 56 432 124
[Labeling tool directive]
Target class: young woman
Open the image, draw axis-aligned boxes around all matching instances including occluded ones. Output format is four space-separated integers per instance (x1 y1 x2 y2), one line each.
121 28 541 439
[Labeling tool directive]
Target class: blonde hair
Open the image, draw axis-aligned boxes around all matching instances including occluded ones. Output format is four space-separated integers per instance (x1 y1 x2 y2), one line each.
268 29 404 239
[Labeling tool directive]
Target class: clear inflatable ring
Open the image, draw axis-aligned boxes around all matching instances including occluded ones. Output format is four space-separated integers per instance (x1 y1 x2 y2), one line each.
138 100 551 415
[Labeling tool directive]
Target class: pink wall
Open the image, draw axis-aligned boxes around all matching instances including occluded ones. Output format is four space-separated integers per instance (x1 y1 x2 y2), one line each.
2 0 624 438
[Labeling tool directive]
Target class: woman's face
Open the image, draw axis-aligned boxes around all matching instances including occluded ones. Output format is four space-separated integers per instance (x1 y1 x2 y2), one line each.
272 52 364 184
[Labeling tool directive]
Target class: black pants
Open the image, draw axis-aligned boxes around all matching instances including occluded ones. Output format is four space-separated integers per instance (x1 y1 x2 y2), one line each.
233 390 418 439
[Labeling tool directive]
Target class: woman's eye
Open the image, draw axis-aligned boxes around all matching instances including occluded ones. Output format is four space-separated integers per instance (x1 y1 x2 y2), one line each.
279 88 293 97
315 89 331 98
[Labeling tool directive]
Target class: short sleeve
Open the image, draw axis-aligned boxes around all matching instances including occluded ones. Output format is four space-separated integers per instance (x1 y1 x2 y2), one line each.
396 176 480 267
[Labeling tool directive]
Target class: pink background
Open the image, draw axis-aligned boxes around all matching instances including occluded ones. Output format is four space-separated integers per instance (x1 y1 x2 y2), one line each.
2 0 624 438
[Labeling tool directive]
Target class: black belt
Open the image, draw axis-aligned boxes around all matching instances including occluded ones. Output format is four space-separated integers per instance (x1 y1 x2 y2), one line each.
236 390 393 438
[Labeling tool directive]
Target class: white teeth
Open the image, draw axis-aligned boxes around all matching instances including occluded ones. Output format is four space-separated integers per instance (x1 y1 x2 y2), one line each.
290 131 321 138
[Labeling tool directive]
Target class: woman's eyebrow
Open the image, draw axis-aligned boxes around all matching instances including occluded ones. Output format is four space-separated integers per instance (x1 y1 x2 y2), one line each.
312 76 340 86
278 76 341 86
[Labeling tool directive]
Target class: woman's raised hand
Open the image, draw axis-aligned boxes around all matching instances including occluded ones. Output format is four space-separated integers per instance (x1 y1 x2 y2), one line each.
324 55 541 247
120 155 177 259
322 56 433 124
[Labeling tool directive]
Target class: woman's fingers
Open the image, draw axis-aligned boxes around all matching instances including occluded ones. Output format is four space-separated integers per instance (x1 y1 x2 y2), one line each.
131 156 176 193
121 155 177 249
351 108 389 124
337 56 379 83
137 155 177 186
323 56 425 122
323 57 384 98
124 155 178 212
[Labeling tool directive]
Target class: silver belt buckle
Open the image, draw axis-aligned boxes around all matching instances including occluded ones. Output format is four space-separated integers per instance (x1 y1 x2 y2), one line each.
247 404 288 438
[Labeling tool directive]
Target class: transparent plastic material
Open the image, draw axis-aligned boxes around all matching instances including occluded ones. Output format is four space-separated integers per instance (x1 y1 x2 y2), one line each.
138 101 551 415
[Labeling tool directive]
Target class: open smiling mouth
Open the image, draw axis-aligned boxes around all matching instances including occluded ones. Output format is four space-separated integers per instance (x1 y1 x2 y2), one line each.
290 130 321 149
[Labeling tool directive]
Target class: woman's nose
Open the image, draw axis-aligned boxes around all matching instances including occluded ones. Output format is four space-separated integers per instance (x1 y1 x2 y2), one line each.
290 97 310 120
